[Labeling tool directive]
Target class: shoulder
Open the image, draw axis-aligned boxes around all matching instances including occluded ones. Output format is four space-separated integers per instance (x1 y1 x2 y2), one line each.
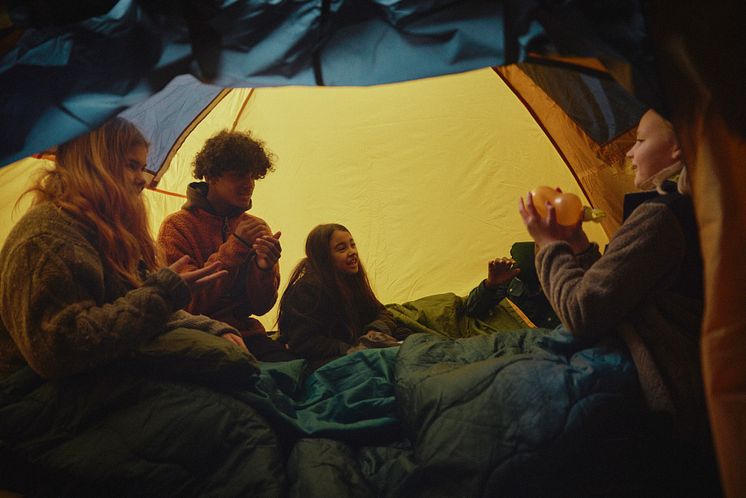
284 275 328 306
161 208 197 228
286 275 321 297
620 200 681 232
3 203 92 252
606 200 688 263
1 204 103 283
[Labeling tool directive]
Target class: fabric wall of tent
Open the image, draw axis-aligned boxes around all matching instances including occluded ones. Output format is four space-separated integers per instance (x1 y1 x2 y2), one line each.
3 1 744 494
0 63 641 329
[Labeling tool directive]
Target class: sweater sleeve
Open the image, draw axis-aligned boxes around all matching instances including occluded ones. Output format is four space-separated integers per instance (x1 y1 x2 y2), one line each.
279 283 351 359
241 256 280 316
166 309 239 336
0 233 190 379
464 280 509 318
535 203 685 338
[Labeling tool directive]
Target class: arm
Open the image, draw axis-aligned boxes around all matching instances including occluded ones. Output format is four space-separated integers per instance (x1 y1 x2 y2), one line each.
240 247 280 316
280 283 352 359
157 213 257 315
0 235 190 379
464 258 517 318
465 280 509 318
536 204 685 337
365 307 411 341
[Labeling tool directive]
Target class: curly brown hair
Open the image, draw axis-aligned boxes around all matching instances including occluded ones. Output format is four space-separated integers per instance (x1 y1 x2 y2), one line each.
193 130 276 180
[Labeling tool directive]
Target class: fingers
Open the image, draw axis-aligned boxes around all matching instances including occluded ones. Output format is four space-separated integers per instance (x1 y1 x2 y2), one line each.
168 255 192 273
181 260 224 283
546 203 558 225
254 233 282 270
489 257 516 269
520 192 541 223
236 218 271 244
221 333 248 352
194 269 228 285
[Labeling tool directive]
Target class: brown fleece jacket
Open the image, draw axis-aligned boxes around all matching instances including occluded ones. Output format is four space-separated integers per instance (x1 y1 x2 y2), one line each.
157 182 280 335
536 193 708 449
0 203 236 380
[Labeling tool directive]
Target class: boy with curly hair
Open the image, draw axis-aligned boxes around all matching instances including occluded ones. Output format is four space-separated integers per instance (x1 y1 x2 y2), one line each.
158 130 293 361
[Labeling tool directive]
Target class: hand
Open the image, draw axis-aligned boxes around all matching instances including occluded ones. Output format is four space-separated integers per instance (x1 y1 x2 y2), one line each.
169 255 228 292
359 330 400 348
486 257 520 289
254 231 282 270
519 191 590 254
235 218 270 247
220 332 248 352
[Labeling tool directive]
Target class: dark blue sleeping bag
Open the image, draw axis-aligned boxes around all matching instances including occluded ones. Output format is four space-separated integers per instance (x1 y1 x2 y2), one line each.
391 327 643 497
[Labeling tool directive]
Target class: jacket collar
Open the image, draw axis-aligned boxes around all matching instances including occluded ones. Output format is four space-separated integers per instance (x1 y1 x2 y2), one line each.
183 181 246 218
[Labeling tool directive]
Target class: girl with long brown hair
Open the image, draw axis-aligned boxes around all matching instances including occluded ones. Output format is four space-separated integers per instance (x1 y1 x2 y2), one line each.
278 223 409 368
0 117 238 380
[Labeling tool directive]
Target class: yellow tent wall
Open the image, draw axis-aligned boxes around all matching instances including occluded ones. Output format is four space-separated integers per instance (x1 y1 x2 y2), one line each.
148 67 608 328
1 68 610 331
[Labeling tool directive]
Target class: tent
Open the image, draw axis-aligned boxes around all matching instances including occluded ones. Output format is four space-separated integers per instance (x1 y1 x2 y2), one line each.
1 1 745 495
0 62 642 330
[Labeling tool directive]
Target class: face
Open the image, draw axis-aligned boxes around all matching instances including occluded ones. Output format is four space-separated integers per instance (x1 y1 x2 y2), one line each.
124 144 148 194
206 170 256 212
329 230 359 275
626 110 681 189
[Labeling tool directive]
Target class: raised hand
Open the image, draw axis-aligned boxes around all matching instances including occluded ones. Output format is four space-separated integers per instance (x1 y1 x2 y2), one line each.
168 255 228 292
519 191 590 254
486 257 520 289
254 231 282 270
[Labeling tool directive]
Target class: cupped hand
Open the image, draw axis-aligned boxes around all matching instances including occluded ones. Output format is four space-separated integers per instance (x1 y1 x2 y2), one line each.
254 231 282 270
519 192 590 254
486 257 520 289
235 218 270 246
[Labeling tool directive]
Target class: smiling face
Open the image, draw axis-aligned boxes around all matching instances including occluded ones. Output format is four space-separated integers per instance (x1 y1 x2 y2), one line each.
124 144 148 194
205 170 256 214
329 229 359 275
626 110 681 189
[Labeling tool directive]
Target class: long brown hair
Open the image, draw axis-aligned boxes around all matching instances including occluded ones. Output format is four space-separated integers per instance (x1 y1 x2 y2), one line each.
278 224 382 340
26 117 157 286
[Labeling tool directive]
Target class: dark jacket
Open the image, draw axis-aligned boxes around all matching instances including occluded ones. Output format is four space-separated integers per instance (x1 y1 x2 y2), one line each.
279 276 409 367
465 279 560 329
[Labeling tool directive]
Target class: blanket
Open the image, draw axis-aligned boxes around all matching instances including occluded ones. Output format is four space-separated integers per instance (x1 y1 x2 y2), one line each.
386 292 529 339
286 327 643 498
1 294 645 497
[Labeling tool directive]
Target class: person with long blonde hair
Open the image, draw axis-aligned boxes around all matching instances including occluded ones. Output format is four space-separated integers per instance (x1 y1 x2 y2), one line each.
0 117 240 380
519 109 718 492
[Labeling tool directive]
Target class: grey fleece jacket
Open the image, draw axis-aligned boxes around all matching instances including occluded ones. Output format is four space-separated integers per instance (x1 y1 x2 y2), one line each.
536 196 707 449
